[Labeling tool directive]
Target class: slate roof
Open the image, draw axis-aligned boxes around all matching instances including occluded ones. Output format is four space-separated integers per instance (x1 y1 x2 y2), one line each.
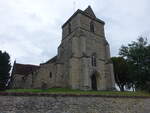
12 63 39 76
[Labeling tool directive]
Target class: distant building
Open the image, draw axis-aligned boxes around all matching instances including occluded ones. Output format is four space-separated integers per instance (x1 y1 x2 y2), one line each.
10 6 115 90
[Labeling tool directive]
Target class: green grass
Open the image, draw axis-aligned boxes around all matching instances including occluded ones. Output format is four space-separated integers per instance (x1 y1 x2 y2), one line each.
3 88 150 97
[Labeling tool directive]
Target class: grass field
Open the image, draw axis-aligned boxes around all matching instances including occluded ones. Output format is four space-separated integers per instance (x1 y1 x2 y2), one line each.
3 88 150 97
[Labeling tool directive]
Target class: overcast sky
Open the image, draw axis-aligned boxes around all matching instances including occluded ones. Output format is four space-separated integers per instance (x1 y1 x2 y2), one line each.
0 0 150 65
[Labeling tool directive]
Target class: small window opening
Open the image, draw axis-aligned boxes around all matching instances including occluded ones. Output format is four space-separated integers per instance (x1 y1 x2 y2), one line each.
90 21 94 33
61 74 63 79
49 72 52 78
91 54 96 66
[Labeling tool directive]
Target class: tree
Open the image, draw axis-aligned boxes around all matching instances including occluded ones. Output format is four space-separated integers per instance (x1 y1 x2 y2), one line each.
0 50 11 90
119 37 150 92
111 57 130 91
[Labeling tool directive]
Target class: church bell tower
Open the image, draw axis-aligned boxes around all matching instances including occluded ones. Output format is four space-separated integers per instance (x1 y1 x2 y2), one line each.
58 6 115 90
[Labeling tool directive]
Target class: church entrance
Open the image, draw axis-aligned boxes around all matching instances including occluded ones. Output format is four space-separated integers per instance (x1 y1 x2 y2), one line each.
91 73 97 90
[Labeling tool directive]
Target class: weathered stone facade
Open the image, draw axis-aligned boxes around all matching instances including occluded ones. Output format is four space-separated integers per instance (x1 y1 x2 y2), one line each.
10 6 115 90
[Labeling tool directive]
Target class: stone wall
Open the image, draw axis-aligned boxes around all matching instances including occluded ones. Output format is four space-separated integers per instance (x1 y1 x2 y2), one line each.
0 93 150 113
32 62 57 89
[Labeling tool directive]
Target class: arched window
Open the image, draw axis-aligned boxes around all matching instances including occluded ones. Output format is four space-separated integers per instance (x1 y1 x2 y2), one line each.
91 54 96 66
68 23 71 34
90 21 94 33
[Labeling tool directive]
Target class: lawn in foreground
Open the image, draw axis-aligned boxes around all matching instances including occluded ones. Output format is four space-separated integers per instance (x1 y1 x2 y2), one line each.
3 88 150 97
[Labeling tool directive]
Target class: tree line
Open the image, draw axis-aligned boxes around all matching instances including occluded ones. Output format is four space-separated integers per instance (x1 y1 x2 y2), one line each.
0 50 11 90
111 37 150 92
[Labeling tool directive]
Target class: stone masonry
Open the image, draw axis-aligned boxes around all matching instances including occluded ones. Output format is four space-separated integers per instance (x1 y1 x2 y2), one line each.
0 94 150 113
10 6 115 91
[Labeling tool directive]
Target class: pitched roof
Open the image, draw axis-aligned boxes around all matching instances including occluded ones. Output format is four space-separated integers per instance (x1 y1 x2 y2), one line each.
12 63 39 76
84 6 96 18
41 56 57 65
62 6 105 28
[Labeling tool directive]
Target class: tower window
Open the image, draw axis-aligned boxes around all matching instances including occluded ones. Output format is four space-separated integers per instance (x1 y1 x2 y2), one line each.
49 72 52 78
91 54 96 66
90 21 94 33
68 23 71 34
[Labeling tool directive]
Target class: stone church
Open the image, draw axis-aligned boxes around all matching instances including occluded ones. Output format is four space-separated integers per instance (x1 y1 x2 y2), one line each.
10 6 115 90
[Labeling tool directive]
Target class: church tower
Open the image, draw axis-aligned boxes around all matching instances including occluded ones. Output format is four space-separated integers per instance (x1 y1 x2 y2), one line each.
57 6 115 90
10 6 115 90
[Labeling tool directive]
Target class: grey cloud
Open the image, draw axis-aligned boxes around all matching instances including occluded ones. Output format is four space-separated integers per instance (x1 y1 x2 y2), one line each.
0 0 149 64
